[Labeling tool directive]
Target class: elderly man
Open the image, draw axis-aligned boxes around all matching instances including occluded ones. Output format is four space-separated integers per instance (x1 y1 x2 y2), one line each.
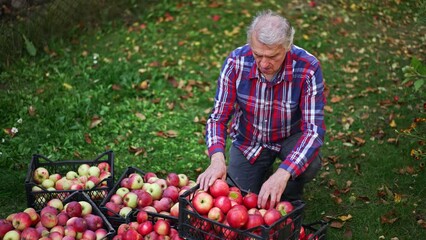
197 10 326 209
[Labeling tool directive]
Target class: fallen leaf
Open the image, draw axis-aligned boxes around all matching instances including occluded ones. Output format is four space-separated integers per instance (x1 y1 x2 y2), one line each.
89 116 102 129
63 83 73 90
128 146 146 156
28 106 36 116
84 133 92 144
135 112 146 121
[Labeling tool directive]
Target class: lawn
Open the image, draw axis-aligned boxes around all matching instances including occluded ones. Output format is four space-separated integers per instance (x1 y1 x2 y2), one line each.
0 0 425 239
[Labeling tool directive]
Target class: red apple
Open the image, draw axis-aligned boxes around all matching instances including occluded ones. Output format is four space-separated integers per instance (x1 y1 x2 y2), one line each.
170 202 179 217
123 192 138 208
192 191 214 215
153 219 170 236
95 228 108 240
49 231 63 240
117 223 130 235
122 228 141 240
69 217 87 232
154 178 168 190
136 191 153 208
128 174 144 190
243 192 258 209
40 206 58 218
245 213 264 229
21 227 40 240
166 173 180 187
23 208 40 226
110 194 123 205
209 179 230 198
143 183 163 200
0 219 13 238
3 230 21 240
82 229 96 240
152 197 173 213
143 172 157 183
12 212 32 231
41 212 58 229
33 167 49 184
213 195 232 214
136 210 148 224
66 201 82 218
228 190 243 205
98 162 111 172
136 221 153 236
275 201 294 216
83 214 103 231
263 208 282 226
207 207 225 222
178 174 189 187
226 205 248 229
105 202 120 216
162 186 179 202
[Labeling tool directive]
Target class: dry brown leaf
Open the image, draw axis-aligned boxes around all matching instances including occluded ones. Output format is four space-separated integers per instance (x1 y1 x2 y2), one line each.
135 112 146 121
28 106 36 116
330 96 343 103
89 116 102 129
84 133 92 144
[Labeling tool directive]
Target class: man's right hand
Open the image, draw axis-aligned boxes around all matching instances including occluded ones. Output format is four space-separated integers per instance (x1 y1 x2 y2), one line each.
197 152 227 191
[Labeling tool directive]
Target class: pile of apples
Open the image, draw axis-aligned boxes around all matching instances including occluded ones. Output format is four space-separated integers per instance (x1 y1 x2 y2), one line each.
184 179 296 239
0 198 110 240
32 162 112 192
104 171 195 219
112 210 183 240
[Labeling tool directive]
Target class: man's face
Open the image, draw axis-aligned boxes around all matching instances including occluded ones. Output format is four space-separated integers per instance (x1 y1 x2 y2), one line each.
250 35 287 78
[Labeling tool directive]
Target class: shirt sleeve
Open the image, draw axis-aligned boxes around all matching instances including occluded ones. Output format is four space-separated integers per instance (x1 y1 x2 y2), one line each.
279 62 326 178
205 56 238 157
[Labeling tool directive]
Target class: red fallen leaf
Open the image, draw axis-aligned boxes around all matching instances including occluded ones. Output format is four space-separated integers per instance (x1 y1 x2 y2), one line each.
164 12 174 22
309 1 316 7
212 15 221 22
89 116 102 129
84 133 92 144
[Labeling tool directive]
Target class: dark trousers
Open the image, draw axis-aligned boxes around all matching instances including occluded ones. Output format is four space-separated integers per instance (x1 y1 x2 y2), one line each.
227 132 322 201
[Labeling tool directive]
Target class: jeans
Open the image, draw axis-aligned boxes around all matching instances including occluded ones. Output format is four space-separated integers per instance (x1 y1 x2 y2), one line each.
227 132 322 201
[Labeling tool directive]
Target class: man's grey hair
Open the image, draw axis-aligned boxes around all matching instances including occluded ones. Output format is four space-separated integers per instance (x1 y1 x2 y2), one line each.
247 10 295 50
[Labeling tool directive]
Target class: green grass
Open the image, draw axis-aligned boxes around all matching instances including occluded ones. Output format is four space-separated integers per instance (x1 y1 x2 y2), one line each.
0 0 425 239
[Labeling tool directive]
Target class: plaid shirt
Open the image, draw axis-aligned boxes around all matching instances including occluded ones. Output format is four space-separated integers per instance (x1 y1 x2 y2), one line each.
205 44 326 178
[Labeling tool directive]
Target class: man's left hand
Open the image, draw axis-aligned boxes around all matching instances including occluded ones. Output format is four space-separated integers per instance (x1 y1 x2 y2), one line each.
257 168 291 209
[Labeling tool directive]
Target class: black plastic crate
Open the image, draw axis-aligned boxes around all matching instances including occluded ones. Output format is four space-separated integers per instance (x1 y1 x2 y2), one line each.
301 220 328 240
25 150 114 210
99 166 178 229
62 191 116 240
178 184 305 240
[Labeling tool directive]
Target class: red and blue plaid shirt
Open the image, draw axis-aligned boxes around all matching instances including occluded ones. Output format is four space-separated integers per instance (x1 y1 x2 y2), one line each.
206 44 326 178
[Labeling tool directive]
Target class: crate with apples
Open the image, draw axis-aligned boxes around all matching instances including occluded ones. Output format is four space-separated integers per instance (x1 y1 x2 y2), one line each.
25 151 115 211
113 209 184 239
178 178 305 240
0 191 115 240
299 220 328 240
99 166 196 229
